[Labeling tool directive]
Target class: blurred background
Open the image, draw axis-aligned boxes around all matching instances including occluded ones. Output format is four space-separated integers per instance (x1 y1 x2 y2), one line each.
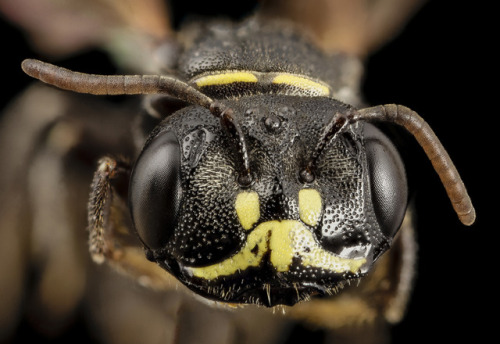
0 1 494 343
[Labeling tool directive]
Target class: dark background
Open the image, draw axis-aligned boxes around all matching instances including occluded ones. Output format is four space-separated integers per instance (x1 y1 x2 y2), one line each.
1 1 494 343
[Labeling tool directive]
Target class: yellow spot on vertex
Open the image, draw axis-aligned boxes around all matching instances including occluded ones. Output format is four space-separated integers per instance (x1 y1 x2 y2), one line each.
235 191 260 230
299 189 322 226
272 74 330 96
194 72 258 87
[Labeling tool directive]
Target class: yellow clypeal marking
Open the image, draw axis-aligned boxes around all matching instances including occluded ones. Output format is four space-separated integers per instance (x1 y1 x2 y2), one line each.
272 74 330 96
188 230 268 280
194 72 258 87
235 191 260 230
187 220 366 280
267 221 295 272
298 189 322 227
297 229 366 274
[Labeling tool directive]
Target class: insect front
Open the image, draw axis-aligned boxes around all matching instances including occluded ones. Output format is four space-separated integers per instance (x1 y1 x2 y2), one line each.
128 94 408 306
22 18 473 309
6 1 477 342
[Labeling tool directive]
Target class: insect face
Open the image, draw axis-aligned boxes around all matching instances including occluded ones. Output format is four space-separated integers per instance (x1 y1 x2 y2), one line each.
129 95 408 306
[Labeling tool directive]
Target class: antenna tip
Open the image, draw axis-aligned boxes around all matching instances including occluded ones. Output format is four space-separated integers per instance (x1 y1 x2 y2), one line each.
459 207 476 226
21 58 33 73
21 59 43 77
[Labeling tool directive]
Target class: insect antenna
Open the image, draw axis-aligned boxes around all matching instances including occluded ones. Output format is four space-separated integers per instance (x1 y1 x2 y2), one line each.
210 102 253 187
300 112 349 183
22 59 253 187
21 59 213 108
350 104 476 226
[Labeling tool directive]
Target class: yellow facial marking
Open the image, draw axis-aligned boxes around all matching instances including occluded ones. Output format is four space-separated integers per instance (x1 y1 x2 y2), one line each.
299 189 322 226
298 232 366 273
187 220 366 280
188 230 268 280
267 221 295 272
194 72 258 87
272 74 330 96
235 191 260 230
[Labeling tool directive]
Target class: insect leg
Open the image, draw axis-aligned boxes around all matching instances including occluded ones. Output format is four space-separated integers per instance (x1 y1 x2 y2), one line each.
87 156 179 289
87 156 130 263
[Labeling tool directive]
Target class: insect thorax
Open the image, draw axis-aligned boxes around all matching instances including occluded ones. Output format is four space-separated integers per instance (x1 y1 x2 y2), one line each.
177 18 363 105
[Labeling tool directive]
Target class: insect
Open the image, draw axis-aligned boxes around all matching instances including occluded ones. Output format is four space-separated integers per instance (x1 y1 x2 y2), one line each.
0 1 480 343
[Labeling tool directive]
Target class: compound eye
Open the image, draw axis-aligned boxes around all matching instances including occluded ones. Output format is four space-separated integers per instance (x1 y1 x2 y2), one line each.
129 131 182 250
363 124 408 239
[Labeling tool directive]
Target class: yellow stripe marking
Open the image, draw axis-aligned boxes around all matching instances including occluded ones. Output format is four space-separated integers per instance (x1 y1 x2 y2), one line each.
298 189 322 227
235 191 260 230
268 221 294 272
272 74 330 96
187 220 366 280
188 229 268 280
194 72 258 87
